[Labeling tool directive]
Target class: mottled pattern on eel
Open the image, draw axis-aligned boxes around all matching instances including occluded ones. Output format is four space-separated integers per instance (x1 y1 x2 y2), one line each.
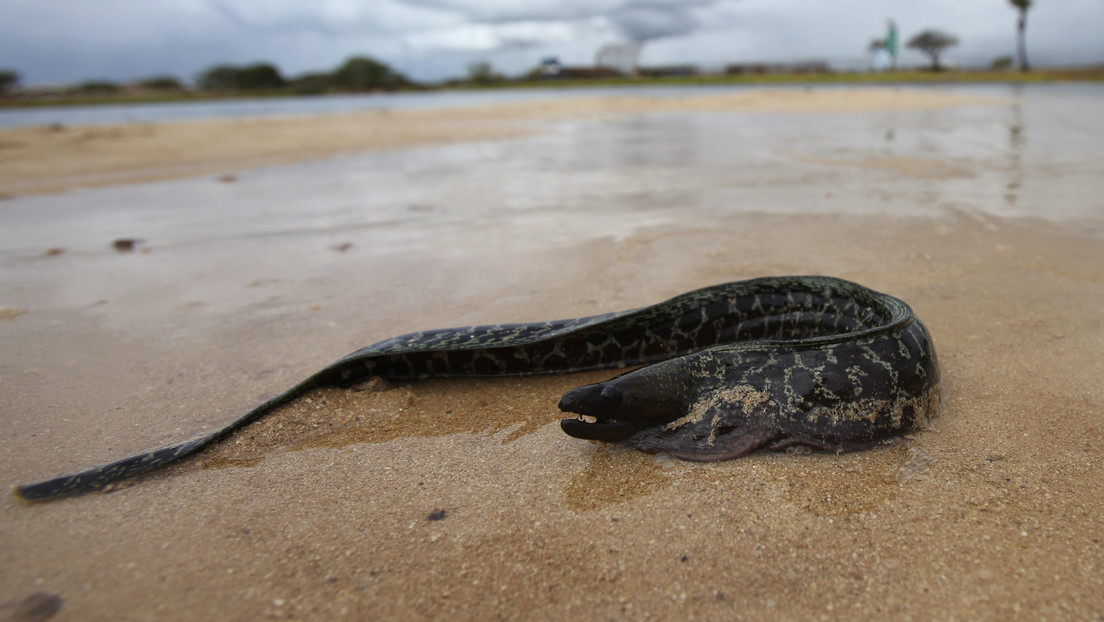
15 276 940 501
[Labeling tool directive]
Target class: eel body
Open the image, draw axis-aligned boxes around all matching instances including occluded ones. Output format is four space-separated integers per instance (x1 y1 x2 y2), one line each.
15 276 939 501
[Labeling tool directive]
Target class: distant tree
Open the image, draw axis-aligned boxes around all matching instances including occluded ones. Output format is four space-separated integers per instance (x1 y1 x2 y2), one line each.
907 30 959 71
138 75 185 91
289 72 332 95
196 63 284 91
0 69 18 95
196 65 241 91
467 61 504 85
868 38 886 53
331 56 408 91
1009 0 1032 72
235 63 285 89
991 55 1015 71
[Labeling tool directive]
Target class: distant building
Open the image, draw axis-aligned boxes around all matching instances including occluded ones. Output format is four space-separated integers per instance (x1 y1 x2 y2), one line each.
531 57 623 80
870 46 892 72
538 57 563 77
596 43 642 75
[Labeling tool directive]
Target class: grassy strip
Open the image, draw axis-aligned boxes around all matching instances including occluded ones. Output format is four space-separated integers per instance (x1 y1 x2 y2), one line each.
487 68 1104 89
3 68 1102 109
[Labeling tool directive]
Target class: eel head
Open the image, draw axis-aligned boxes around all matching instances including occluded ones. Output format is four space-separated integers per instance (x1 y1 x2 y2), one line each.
558 352 785 460
558 359 695 443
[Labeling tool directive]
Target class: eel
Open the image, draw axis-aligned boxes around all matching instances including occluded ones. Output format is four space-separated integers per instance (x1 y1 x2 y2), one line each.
14 276 939 501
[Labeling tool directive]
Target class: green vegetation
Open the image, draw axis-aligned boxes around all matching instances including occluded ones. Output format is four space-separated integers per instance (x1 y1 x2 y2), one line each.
288 72 332 95
187 56 409 95
502 67 1104 89
0 69 19 94
138 75 185 91
466 61 506 86
907 30 959 71
330 56 409 91
71 80 121 95
197 62 285 91
0 55 417 107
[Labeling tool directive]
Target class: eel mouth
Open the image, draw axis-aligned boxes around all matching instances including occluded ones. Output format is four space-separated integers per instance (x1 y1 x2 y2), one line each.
558 385 649 443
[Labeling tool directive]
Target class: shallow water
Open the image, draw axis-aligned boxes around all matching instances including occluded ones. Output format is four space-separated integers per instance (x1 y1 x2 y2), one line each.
1 84 1101 264
0 83 912 127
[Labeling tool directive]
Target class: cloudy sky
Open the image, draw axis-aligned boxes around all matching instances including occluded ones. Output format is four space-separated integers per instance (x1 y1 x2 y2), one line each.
2 0 1102 85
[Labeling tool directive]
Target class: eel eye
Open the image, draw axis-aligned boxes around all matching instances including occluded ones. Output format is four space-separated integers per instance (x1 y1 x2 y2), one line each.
597 385 624 408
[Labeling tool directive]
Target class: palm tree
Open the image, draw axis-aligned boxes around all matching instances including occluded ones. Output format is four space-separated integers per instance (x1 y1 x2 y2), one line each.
1009 0 1032 72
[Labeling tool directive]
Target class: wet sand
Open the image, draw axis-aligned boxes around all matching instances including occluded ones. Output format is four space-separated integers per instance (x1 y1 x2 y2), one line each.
1 87 1102 620
0 88 996 197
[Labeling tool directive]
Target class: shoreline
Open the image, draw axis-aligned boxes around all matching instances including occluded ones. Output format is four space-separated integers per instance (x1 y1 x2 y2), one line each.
3 66 1102 110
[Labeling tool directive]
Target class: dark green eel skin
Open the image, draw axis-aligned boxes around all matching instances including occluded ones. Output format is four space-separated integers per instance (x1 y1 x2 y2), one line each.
15 276 939 501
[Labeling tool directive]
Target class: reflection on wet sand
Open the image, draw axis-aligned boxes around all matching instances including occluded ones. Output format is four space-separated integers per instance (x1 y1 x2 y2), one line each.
1005 86 1025 209
191 371 613 466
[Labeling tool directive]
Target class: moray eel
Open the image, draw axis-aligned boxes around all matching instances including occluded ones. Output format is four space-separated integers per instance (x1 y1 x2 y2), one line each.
15 276 939 501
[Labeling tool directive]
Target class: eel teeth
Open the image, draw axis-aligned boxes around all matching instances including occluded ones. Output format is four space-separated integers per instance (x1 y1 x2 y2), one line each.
559 417 644 443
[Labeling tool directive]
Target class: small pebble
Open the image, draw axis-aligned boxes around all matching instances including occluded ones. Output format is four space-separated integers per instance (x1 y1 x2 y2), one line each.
112 238 141 252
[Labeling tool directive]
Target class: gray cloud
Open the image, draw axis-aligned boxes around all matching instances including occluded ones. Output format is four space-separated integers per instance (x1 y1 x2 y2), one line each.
389 0 720 64
453 0 715 42
205 1 341 37
608 2 708 42
398 0 630 24
2 0 1102 85
218 0 721 47
203 0 451 37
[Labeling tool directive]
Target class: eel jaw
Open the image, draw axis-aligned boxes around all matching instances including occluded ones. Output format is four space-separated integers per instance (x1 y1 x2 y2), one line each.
559 418 647 443
558 384 649 443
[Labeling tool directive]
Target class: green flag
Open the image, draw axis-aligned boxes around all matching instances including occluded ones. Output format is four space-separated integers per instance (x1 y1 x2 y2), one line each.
886 20 899 60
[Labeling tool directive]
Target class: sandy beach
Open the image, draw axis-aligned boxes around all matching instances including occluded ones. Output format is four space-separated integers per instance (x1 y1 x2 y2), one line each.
1 86 1101 620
